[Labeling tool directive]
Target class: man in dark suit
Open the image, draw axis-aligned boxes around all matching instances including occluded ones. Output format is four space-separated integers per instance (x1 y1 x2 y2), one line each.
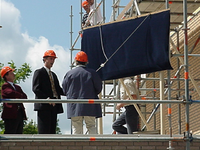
1 66 27 134
32 50 63 134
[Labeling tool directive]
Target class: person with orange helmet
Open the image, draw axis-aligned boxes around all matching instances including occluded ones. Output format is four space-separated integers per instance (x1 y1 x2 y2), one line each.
82 1 91 27
1 66 27 134
62 51 102 134
32 50 64 134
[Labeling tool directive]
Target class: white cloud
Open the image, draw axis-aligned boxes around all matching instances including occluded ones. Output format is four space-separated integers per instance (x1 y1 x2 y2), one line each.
0 0 71 133
0 0 115 135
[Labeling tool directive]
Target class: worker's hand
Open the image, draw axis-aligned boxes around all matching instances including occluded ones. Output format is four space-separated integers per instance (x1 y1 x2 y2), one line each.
86 20 90 26
49 103 55 106
116 103 124 110
47 97 55 106
47 97 51 105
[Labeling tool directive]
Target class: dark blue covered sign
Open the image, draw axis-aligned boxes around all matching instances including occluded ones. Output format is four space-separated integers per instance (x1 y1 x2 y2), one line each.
81 9 172 80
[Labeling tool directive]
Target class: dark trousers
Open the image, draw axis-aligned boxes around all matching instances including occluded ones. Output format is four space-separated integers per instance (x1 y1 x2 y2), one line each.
112 105 139 134
4 110 24 134
37 107 57 134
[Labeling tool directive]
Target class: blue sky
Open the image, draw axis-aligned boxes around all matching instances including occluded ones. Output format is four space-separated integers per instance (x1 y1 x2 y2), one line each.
0 0 130 134
12 1 72 48
9 0 129 49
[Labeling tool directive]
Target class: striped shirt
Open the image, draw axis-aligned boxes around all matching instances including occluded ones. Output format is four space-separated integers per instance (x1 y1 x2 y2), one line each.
82 13 91 26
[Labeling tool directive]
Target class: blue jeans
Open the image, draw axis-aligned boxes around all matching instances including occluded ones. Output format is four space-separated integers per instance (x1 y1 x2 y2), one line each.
112 105 139 134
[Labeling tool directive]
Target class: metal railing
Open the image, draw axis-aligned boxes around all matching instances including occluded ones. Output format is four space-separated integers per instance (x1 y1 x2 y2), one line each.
0 98 198 150
0 98 195 104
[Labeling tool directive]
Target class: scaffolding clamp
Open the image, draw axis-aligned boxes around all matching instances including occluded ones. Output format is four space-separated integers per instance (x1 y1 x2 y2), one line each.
174 27 180 32
183 132 193 142
182 98 193 105
181 27 190 31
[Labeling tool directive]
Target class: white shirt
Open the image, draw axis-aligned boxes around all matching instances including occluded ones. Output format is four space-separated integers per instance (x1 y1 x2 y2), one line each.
44 66 53 80
88 3 103 26
120 77 137 100
44 66 50 73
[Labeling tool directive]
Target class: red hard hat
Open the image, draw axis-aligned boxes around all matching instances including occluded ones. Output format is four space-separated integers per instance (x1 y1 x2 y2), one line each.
82 1 89 7
43 50 57 58
1 66 14 78
75 51 88 62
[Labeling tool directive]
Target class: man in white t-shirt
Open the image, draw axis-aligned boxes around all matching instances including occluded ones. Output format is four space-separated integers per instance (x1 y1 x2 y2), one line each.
112 77 139 134
87 0 103 26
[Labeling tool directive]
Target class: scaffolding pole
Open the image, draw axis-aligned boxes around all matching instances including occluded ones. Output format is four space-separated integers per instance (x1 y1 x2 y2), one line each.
0 99 190 104
70 5 73 69
160 71 165 135
0 134 188 142
183 0 191 148
175 27 182 135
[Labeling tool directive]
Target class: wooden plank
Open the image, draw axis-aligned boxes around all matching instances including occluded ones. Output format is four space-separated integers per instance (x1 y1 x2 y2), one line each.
117 0 134 20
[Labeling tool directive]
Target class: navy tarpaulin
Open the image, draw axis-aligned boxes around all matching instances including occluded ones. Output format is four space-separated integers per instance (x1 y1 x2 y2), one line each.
81 9 173 81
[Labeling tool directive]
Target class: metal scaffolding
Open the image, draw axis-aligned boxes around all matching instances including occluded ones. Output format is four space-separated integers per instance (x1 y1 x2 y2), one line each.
11 0 198 149
0 98 200 145
0 133 197 142
0 0 200 150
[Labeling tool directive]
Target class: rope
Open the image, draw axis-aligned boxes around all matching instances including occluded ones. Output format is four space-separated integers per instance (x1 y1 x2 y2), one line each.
96 14 150 72
99 25 108 61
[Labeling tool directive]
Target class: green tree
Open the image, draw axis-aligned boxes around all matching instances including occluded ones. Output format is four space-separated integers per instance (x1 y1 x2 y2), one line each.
56 119 61 134
0 61 32 133
0 119 39 134
0 61 32 86
23 119 38 134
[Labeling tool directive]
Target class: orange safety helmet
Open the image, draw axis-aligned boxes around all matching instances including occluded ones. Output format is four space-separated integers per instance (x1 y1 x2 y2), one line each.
82 1 89 7
1 66 14 78
75 51 88 62
43 50 57 58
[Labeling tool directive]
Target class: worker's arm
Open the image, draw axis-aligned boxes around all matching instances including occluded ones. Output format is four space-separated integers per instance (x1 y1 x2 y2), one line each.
116 94 137 110
116 103 125 110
